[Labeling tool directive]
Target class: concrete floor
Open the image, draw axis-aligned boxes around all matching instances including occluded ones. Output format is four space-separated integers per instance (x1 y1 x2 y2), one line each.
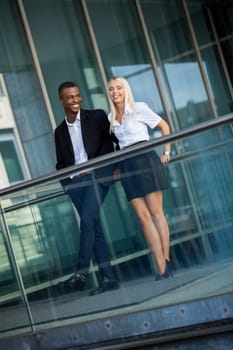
0 260 233 338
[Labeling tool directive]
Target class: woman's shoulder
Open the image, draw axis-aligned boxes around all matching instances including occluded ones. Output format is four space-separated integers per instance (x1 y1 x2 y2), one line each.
134 101 150 112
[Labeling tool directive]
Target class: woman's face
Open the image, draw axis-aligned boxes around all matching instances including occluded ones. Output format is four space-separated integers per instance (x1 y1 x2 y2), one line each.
108 79 125 105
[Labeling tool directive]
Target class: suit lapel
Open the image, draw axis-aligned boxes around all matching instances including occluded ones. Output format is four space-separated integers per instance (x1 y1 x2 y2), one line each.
80 109 88 153
61 120 74 157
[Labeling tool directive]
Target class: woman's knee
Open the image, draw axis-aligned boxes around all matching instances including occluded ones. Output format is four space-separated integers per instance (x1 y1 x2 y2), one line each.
136 210 152 226
151 210 165 223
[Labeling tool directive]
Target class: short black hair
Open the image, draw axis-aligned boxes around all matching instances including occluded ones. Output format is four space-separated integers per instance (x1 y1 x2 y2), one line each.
58 81 77 96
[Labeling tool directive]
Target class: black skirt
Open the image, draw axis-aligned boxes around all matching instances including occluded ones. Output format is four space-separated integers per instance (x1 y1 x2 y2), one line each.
119 149 169 201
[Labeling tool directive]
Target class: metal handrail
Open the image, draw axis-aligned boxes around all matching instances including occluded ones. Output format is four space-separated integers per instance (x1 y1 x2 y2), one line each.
2 136 233 213
0 113 232 197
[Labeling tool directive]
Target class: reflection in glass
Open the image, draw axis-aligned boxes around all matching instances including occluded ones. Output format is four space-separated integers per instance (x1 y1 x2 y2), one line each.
23 0 108 117
0 213 31 334
0 140 24 183
0 122 232 334
164 60 211 127
87 0 165 120
0 0 54 178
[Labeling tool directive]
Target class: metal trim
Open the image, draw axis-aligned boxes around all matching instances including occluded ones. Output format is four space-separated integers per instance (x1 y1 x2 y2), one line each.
206 7 233 101
16 0 56 131
0 293 232 349
182 0 218 118
0 113 232 197
0 204 35 332
134 0 176 131
80 0 108 93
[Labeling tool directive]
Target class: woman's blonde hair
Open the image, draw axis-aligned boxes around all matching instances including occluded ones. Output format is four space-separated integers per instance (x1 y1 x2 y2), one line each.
108 76 135 131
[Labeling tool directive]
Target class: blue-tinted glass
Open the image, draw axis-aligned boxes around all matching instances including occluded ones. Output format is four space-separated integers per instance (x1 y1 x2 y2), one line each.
222 40 233 86
0 121 232 333
23 0 108 122
0 215 32 334
140 0 192 59
187 0 215 45
201 47 233 115
163 56 212 128
0 0 54 178
0 141 24 182
87 0 165 118
208 0 233 38
187 0 233 115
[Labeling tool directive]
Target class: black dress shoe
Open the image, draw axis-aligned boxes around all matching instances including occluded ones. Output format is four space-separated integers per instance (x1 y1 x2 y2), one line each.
64 273 86 290
89 278 120 296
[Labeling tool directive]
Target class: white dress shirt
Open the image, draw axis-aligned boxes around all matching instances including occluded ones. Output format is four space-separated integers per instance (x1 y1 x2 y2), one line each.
109 102 161 149
66 111 88 165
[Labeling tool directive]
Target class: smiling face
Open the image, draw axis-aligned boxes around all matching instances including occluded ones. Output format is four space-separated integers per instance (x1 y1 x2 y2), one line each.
108 78 125 106
59 86 82 123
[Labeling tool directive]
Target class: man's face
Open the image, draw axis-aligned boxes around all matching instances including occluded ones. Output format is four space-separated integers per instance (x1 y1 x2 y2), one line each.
59 86 82 115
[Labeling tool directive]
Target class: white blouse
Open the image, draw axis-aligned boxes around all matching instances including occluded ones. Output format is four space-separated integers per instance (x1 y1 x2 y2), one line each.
109 102 161 149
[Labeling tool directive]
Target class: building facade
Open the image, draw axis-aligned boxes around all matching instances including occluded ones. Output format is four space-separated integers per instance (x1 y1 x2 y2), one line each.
0 0 232 186
0 0 233 345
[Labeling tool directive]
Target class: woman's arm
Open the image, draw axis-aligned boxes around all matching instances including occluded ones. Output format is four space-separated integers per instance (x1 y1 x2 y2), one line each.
157 119 171 164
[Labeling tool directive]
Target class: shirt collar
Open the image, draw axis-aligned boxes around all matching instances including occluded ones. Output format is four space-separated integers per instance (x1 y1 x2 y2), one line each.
65 110 81 126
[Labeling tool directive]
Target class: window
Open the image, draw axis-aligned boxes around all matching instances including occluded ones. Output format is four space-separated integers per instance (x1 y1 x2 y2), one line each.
0 134 24 184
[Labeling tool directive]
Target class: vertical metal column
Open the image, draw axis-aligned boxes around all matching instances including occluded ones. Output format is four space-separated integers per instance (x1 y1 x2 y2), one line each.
80 0 108 93
0 204 35 332
135 0 213 259
182 0 218 118
135 0 175 132
206 7 233 101
17 0 57 131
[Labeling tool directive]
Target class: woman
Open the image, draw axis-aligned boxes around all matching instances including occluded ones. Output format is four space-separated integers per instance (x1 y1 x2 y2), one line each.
108 76 172 280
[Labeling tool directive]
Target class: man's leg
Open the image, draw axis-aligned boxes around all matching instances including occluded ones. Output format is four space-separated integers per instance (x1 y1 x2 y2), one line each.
63 177 90 289
87 181 119 295
67 176 95 275
77 181 110 276
64 176 119 293
91 183 114 280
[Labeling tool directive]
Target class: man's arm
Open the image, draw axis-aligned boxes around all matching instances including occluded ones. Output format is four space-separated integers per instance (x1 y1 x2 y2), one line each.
54 128 65 170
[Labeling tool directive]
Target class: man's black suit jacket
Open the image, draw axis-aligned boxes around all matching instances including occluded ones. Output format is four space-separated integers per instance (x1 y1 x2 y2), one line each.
54 109 118 187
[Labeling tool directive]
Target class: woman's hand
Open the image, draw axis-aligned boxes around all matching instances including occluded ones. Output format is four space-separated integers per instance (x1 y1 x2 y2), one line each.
160 153 171 164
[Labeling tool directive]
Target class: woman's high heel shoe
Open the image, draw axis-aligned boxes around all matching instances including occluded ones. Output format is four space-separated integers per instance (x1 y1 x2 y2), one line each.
155 260 173 281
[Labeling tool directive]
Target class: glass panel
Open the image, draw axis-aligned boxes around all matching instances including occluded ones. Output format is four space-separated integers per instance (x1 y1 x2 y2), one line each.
0 140 24 183
23 0 108 124
222 39 233 86
0 0 54 178
163 55 212 128
0 121 233 334
141 0 193 60
86 0 165 121
187 0 233 115
207 0 233 38
140 0 214 128
0 213 31 335
187 1 215 45
201 47 232 115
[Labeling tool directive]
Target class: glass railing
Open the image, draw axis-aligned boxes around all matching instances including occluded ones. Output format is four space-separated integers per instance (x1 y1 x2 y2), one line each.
0 115 233 337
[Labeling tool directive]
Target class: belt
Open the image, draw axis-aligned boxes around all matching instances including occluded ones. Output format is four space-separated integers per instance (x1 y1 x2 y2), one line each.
73 171 92 180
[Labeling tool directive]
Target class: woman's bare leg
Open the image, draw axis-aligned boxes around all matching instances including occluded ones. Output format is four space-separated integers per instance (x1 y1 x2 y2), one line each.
145 191 170 262
130 197 166 274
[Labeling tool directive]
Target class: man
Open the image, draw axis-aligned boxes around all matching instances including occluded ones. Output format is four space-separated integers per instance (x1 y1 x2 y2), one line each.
54 81 119 296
